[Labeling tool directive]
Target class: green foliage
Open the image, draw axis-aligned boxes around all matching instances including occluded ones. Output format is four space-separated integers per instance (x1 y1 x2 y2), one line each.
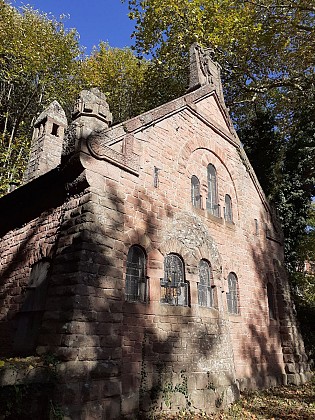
126 0 315 119
237 109 284 199
0 1 82 195
80 42 149 123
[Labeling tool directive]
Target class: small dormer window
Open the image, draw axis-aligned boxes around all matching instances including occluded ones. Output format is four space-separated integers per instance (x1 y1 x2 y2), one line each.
51 123 59 136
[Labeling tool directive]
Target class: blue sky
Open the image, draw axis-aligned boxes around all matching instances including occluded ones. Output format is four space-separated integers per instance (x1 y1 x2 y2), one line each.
12 0 136 53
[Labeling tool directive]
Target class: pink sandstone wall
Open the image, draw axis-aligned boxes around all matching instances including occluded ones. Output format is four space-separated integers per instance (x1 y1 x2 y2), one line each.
0 86 310 419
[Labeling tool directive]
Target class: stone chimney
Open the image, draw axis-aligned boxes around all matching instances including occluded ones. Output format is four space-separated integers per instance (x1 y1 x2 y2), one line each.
62 88 112 158
188 43 225 102
23 101 67 183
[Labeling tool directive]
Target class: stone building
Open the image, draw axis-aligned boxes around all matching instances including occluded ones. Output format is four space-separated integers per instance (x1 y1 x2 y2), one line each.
0 45 311 418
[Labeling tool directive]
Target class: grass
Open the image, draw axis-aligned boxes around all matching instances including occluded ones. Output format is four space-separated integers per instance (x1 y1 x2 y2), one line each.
150 379 315 419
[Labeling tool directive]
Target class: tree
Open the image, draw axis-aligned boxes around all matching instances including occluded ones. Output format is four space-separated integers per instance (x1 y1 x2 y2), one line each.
125 0 315 128
80 42 149 123
237 109 284 199
276 86 315 268
0 1 82 195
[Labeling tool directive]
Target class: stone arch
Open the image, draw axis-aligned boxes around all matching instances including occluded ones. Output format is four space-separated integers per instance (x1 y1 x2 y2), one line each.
158 211 222 280
184 146 240 221
124 228 154 255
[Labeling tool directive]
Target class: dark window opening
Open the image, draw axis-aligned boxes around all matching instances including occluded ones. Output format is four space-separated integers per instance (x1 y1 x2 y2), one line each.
198 259 214 308
161 254 188 306
51 123 59 136
226 272 239 314
224 194 233 222
191 175 201 208
125 245 148 302
13 260 51 355
206 164 220 217
267 282 276 319
254 219 259 235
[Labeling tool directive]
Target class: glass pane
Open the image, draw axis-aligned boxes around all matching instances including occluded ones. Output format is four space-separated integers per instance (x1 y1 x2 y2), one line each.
191 176 201 208
198 260 214 307
207 164 218 215
227 273 238 314
161 254 187 306
126 246 146 301
224 195 233 222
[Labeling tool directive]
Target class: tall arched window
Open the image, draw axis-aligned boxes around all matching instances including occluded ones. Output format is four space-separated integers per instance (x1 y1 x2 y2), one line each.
226 272 239 314
198 260 214 308
224 194 233 222
191 175 201 208
160 254 188 306
207 164 219 217
267 282 276 319
125 245 147 302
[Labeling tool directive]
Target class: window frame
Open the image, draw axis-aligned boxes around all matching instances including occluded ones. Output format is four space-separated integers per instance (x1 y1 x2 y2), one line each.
191 175 201 208
224 194 233 222
206 164 220 217
125 245 148 303
160 253 188 306
198 259 215 308
226 272 239 315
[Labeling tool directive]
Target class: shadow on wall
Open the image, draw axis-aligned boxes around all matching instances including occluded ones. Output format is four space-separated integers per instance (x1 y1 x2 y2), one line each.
0 169 68 357
1 176 235 418
240 212 289 390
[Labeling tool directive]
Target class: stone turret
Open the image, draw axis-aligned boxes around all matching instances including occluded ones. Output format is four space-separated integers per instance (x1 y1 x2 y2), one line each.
23 100 67 183
62 88 112 158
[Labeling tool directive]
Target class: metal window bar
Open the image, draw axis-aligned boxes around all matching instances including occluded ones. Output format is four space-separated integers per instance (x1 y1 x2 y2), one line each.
206 200 221 217
224 196 233 222
126 265 147 302
160 278 188 306
198 284 214 307
227 274 238 314
191 176 201 208
198 260 214 307
161 254 187 306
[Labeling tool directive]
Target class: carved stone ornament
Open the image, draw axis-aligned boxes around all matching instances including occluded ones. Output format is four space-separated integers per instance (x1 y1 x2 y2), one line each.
72 87 113 126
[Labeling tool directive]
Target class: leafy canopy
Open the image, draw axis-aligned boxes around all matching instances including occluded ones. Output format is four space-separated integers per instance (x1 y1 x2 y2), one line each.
80 42 149 123
0 1 82 195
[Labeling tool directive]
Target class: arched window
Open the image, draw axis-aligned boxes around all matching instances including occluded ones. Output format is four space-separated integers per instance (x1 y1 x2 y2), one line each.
207 164 219 217
13 259 51 355
191 175 201 208
198 260 214 308
160 254 188 306
267 282 276 319
224 194 233 222
226 272 239 314
125 245 147 302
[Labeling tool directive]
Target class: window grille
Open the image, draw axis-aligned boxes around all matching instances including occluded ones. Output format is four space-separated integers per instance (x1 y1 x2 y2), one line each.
226 272 239 314
125 246 147 302
224 194 233 222
198 260 214 307
207 164 219 216
267 282 276 319
160 254 188 306
191 175 201 208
